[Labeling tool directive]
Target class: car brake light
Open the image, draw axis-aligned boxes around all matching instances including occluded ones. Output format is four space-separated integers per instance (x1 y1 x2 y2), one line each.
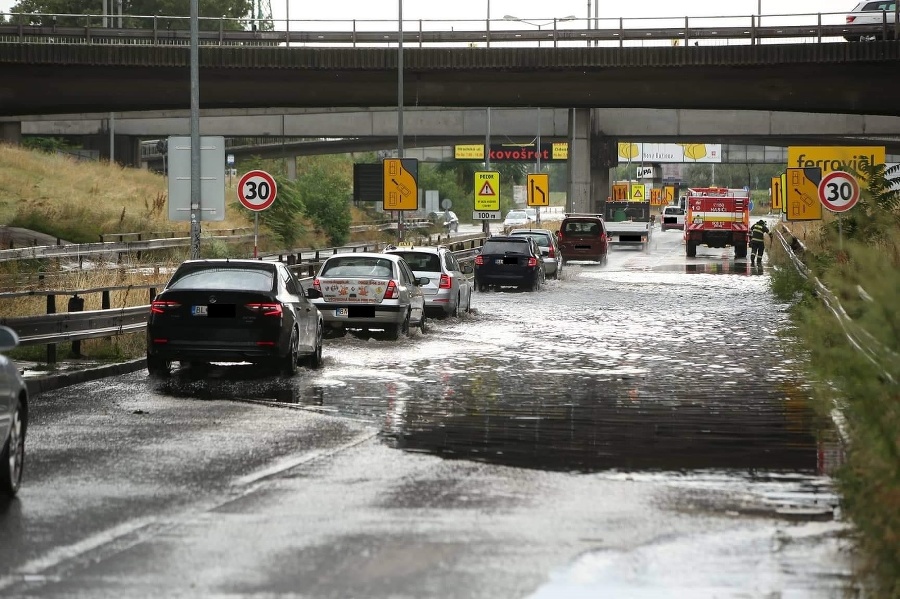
313 277 321 292
439 274 452 289
246 303 283 317
527 257 538 267
150 300 180 314
547 245 555 258
474 255 484 265
384 280 399 299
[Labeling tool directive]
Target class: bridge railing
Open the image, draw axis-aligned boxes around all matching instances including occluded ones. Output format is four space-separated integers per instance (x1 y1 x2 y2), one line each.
1 10 895 48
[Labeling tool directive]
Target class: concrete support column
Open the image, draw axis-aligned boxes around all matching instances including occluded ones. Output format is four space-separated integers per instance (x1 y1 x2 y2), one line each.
589 111 618 214
0 121 22 145
286 156 297 181
566 108 591 214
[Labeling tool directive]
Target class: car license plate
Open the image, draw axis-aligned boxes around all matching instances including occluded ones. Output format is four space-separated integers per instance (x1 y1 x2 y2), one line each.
192 305 207 316
495 258 504 265
335 308 348 317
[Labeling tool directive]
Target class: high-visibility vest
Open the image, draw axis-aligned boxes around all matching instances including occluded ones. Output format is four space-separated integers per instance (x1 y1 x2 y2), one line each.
750 223 768 242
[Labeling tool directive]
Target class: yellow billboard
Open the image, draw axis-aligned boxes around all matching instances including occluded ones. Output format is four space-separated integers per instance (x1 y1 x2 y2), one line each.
454 144 484 160
787 146 885 177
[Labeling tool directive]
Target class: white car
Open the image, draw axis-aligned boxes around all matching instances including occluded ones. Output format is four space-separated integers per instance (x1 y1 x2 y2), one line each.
502 210 532 233
0 325 28 498
660 205 686 231
311 252 428 339
844 1 897 41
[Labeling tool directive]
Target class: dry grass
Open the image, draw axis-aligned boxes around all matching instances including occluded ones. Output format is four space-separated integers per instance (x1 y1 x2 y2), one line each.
0 143 251 242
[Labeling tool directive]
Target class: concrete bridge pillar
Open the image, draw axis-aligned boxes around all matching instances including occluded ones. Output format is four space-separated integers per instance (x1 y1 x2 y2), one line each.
566 108 591 214
0 121 22 145
286 156 297 181
590 111 618 214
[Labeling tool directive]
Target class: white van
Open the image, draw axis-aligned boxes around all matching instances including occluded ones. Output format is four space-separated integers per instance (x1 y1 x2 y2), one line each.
660 205 685 231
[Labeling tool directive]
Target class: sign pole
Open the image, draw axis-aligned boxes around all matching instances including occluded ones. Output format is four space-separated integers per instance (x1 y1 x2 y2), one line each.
254 212 259 259
397 0 404 244
536 107 542 226
189 0 201 259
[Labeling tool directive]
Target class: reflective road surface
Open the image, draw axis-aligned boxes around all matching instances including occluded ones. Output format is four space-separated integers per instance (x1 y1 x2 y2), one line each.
0 225 856 598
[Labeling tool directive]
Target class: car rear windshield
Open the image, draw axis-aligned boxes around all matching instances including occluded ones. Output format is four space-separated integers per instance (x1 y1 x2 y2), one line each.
506 211 527 220
482 240 531 254
511 232 551 247
390 251 441 272
321 256 395 278
168 268 274 292
563 220 603 236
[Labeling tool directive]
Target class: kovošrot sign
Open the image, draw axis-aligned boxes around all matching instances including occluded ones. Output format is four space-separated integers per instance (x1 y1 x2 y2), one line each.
788 146 885 177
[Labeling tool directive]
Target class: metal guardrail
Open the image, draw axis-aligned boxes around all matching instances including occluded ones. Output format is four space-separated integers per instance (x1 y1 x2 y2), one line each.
0 10 897 48
0 235 488 361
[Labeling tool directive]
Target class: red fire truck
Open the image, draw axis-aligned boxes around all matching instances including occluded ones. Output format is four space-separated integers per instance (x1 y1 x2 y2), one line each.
684 187 750 258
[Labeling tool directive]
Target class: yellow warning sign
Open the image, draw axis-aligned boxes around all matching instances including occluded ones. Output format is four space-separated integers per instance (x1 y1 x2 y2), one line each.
784 167 822 222
473 171 500 211
771 176 783 212
629 183 646 201
382 158 418 211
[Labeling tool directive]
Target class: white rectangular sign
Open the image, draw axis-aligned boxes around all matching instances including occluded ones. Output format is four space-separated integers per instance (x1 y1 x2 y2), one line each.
618 143 722 163
637 166 654 179
167 135 226 222
473 210 502 220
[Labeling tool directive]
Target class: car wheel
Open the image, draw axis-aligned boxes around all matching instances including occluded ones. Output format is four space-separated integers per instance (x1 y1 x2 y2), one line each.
146 355 171 377
450 294 460 318
0 395 25 498
306 322 324 369
281 328 299 376
465 289 472 313
387 312 410 340
419 313 428 334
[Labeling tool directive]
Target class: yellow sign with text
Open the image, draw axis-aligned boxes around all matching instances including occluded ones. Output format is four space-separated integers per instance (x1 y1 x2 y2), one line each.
788 146 885 178
473 171 501 211
784 167 822 221
551 143 568 161
454 144 485 160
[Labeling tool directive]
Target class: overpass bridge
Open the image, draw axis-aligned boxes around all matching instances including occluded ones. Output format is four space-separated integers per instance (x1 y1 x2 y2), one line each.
2 13 898 211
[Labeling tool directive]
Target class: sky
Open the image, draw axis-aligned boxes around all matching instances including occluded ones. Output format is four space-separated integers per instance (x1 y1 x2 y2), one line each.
0 1 856 26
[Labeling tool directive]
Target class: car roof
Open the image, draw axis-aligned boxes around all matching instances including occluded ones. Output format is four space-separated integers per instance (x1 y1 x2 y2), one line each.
325 252 403 262
177 259 278 269
384 246 444 255
509 228 554 235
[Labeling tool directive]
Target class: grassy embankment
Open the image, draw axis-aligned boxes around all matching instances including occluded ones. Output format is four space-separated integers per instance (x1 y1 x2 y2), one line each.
0 144 378 363
767 168 899 598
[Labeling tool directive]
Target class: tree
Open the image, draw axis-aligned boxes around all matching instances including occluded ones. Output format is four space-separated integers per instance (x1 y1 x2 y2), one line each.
9 0 252 29
295 156 352 247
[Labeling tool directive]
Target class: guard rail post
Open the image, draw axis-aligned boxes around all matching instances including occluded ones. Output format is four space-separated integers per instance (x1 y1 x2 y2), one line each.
67 294 85 356
46 294 57 364
102 290 111 310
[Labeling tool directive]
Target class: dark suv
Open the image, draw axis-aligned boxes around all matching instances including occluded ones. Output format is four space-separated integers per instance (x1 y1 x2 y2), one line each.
556 214 609 265
473 236 545 292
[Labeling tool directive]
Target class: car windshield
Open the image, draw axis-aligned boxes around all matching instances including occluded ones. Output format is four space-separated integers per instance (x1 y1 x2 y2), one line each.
482 240 531 254
321 257 395 278
506 211 527 220
168 267 274 292
390 251 442 272
511 232 551 247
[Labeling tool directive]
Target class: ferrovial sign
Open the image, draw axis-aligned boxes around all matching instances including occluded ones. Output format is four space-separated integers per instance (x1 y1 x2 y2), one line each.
617 143 722 163
787 146 885 177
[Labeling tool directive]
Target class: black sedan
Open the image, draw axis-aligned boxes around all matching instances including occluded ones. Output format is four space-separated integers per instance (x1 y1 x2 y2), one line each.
146 259 324 377
473 236 546 292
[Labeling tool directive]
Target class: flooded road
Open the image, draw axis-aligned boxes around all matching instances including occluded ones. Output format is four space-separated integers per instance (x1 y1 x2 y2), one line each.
1 226 855 597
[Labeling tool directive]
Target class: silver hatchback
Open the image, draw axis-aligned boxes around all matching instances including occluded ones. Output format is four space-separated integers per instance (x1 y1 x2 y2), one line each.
0 325 28 498
385 246 474 318
508 229 564 279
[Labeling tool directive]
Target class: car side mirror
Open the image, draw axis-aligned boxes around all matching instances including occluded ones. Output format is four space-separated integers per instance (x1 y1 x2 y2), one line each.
417 277 430 286
305 287 322 300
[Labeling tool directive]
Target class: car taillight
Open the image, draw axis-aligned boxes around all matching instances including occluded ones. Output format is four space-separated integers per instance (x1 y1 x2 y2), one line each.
246 303 283 317
384 280 399 299
527 257 538 267
547 245 555 258
439 274 452 289
846 15 856 22
313 277 321 292
556 232 563 242
474 255 484 265
150 300 180 314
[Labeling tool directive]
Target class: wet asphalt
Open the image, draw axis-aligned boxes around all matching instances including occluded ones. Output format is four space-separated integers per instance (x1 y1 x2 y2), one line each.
0 225 856 598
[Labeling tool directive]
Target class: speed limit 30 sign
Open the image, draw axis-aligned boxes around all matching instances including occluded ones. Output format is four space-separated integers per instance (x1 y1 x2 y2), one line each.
817 170 860 213
237 170 277 211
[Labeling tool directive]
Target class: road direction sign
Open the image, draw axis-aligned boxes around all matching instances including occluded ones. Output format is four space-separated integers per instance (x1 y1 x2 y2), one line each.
612 183 628 201
474 171 501 212
237 169 277 211
526 173 549 207
771 176 783 211
818 170 860 213
383 158 419 211
664 185 675 204
785 167 823 221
